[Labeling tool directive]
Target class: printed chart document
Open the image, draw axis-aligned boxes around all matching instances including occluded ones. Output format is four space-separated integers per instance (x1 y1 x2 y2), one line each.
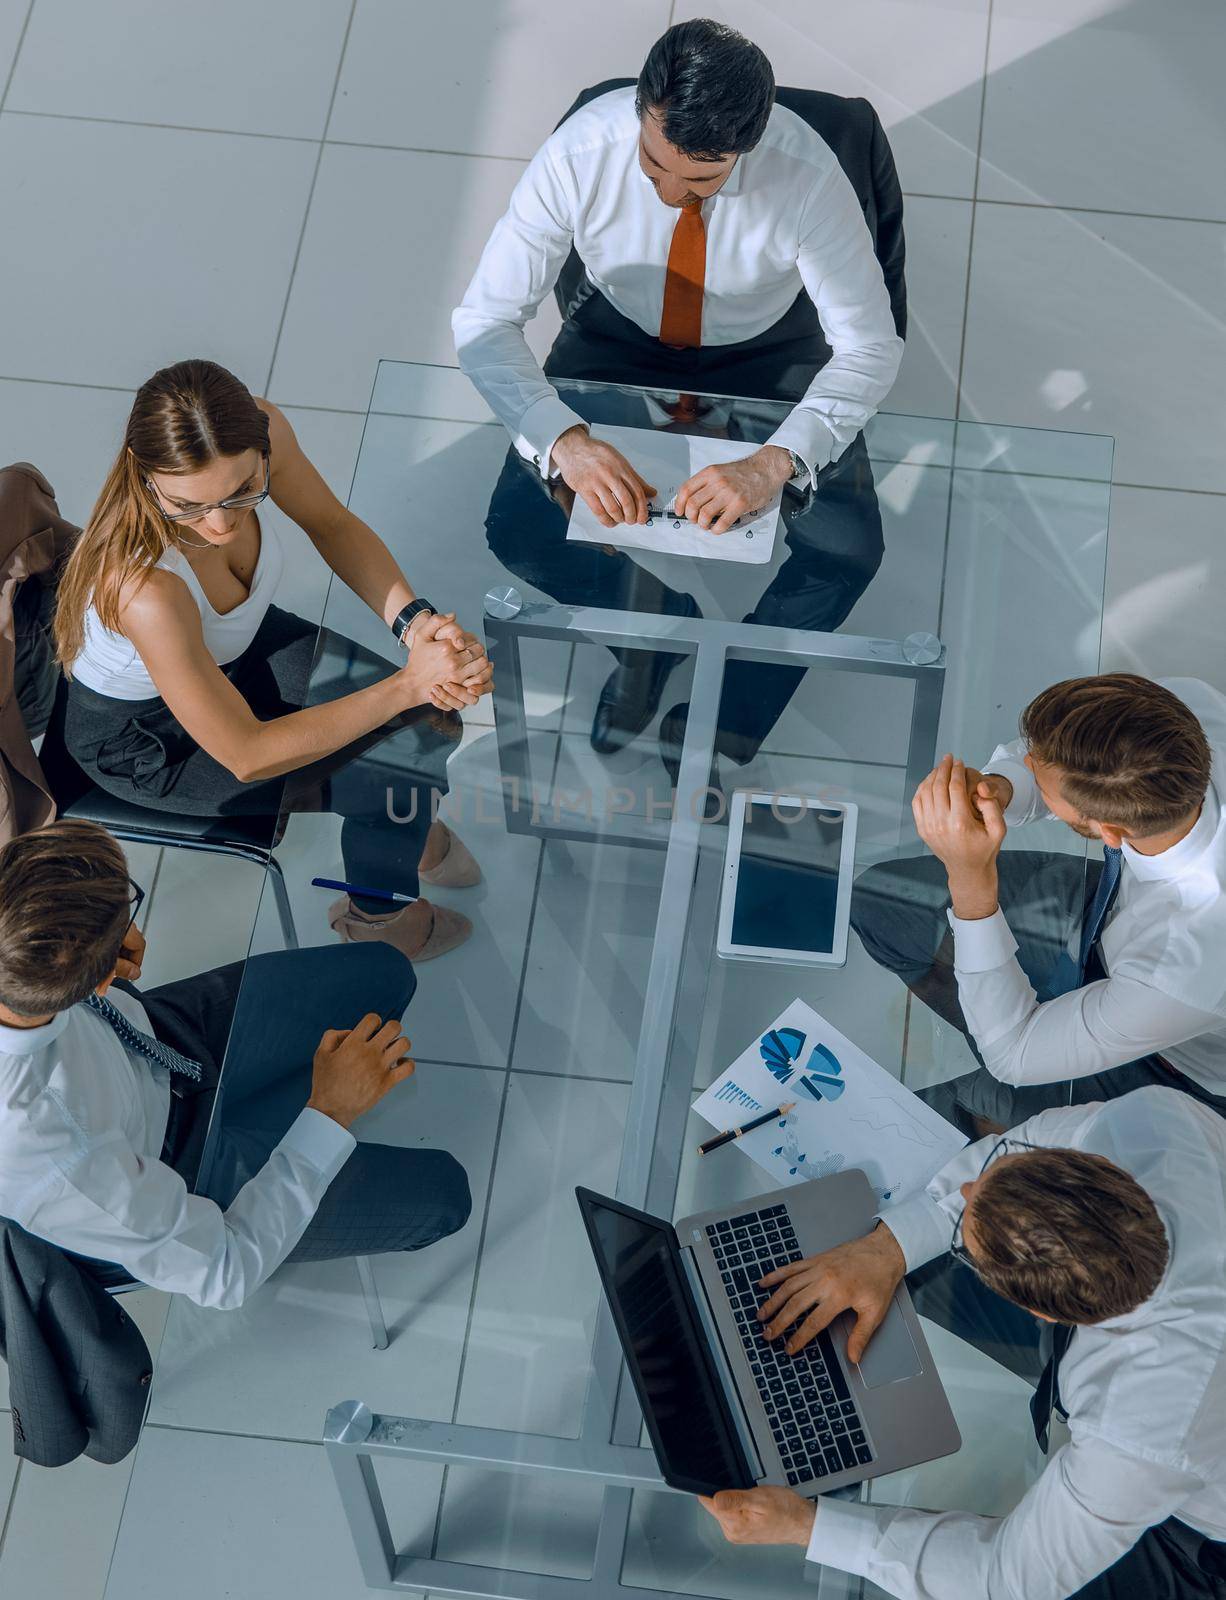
565 422 780 565
692 998 967 1207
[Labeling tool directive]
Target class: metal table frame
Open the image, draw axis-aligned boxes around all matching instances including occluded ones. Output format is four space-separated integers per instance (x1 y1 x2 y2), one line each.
324 603 946 1598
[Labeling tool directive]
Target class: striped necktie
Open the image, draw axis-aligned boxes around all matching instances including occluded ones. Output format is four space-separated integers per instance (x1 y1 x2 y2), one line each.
84 992 204 1082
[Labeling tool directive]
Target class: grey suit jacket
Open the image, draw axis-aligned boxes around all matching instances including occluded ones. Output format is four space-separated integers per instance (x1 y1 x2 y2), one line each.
0 1220 152 1467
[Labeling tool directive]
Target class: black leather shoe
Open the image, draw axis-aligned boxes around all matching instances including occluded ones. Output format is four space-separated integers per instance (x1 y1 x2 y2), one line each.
659 703 725 820
589 600 700 754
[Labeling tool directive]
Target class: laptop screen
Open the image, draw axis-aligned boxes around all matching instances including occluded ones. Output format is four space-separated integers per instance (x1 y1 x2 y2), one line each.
578 1189 753 1494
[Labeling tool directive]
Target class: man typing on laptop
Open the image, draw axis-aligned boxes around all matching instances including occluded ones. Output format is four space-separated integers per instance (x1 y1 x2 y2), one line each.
700 1086 1226 1600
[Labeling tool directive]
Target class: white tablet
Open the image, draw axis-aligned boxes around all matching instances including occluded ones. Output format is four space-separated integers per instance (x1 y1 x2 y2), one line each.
717 792 859 967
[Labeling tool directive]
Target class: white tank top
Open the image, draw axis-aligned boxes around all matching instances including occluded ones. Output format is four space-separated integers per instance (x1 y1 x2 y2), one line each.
72 515 285 701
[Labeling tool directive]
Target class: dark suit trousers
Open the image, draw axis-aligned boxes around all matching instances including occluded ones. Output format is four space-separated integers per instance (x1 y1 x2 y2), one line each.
484 287 884 760
124 945 471 1271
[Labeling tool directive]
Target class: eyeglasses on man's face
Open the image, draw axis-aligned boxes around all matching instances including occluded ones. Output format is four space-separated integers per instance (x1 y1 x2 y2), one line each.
950 1135 1040 1272
145 453 270 524
127 878 145 927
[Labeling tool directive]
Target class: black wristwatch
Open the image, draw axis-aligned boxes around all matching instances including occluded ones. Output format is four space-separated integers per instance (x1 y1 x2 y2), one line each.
392 598 436 648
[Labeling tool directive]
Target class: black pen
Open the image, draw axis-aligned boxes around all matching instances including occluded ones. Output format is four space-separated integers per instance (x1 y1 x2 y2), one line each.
697 1101 796 1156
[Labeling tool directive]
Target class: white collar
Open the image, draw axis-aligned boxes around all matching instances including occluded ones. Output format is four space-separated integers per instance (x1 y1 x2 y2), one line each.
1122 787 1220 883
0 1008 70 1055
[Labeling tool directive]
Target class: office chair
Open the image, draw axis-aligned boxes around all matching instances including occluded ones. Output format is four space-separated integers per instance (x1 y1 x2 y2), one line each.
37 674 298 950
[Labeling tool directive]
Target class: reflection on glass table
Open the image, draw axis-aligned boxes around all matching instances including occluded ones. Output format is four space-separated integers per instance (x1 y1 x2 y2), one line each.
100 361 1113 1600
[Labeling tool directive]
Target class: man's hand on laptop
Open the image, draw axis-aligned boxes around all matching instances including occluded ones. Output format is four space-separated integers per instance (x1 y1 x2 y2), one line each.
551 425 657 528
307 1015 416 1130
756 1223 906 1360
698 1485 816 1547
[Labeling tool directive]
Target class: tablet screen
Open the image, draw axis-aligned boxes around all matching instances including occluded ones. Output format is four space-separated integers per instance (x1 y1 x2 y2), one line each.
730 801 844 954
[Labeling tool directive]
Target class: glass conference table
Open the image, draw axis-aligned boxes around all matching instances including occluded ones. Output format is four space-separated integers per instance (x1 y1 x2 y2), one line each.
102 362 1114 1600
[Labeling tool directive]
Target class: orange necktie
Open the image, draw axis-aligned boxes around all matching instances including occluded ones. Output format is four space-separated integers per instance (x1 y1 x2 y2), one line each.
658 200 706 349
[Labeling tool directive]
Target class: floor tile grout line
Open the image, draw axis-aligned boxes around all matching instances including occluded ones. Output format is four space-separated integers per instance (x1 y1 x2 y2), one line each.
0 0 34 110
936 0 994 639
260 0 359 398
4 105 1225 229
0 1458 22 1564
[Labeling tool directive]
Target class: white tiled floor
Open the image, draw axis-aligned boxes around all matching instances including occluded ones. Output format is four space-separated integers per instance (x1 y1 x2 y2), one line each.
2 1 1224 1594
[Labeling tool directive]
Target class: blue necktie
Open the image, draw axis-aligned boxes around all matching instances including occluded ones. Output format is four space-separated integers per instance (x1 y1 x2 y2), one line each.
1077 845 1123 975
1029 1321 1073 1451
83 992 204 1083
1042 845 1123 1000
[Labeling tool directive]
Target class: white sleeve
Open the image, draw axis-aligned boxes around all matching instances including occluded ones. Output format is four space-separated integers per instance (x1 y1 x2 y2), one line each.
38 1109 354 1309
948 909 1221 1085
765 159 903 483
982 736 1049 826
451 137 587 474
807 1433 1203 1600
879 1103 1097 1270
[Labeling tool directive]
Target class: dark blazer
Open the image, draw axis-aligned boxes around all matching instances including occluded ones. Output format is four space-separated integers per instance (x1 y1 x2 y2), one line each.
0 1221 152 1467
553 81 907 342
0 462 79 844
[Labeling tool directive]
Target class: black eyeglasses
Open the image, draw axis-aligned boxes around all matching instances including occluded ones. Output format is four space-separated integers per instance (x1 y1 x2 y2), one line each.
128 878 145 926
145 454 270 524
951 1135 1041 1271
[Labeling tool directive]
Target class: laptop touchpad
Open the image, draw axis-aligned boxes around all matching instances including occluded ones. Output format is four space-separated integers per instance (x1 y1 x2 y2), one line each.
853 1298 922 1388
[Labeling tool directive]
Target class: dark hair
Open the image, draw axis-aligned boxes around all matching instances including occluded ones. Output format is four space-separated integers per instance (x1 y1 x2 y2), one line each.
636 19 775 160
1020 673 1210 837
0 821 131 1016
970 1148 1169 1324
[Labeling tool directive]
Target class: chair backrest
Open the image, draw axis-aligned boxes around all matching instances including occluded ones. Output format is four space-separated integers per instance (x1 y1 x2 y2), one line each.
552 80 906 340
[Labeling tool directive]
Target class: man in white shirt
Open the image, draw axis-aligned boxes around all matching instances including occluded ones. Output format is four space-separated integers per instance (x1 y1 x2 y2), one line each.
851 673 1226 1133
701 1087 1226 1599
454 19 903 767
0 820 470 1309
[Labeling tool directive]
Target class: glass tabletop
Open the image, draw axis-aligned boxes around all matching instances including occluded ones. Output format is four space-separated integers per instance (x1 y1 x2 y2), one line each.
103 361 1113 1599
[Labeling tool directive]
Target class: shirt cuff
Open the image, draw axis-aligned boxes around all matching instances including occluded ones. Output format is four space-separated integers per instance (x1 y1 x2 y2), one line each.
873 1196 950 1274
806 1496 879 1577
947 905 1019 973
280 1107 356 1179
984 757 1036 827
514 395 587 478
765 413 836 488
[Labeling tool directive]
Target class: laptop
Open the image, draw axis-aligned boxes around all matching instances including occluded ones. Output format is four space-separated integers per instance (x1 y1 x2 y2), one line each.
576 1170 960 1496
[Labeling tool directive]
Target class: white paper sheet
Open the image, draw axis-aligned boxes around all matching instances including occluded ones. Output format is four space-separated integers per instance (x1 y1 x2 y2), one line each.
565 422 780 565
692 999 967 1208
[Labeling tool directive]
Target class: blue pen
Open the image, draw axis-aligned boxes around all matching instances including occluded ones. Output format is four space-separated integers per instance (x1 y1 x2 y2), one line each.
311 876 418 906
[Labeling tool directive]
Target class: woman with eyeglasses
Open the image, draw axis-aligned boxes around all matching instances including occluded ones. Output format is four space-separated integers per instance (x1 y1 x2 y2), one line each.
53 359 490 961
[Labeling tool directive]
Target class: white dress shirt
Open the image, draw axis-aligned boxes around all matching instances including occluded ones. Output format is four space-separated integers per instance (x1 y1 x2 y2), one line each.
452 88 903 486
948 677 1226 1093
0 990 354 1309
807 1088 1226 1600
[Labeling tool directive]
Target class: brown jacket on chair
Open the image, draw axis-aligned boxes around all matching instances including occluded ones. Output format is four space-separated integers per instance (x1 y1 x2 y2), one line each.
0 463 79 844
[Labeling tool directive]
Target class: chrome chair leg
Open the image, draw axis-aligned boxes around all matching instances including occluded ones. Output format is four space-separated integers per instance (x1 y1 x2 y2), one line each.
355 1255 389 1350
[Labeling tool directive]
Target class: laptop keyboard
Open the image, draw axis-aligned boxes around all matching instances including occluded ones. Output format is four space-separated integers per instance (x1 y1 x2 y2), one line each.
706 1204 874 1486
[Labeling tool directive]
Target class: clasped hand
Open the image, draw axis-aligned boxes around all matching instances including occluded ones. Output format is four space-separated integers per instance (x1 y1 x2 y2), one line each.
912 754 1008 899
404 611 493 712
552 426 792 535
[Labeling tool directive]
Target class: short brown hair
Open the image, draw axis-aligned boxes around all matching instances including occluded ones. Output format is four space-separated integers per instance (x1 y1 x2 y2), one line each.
0 821 131 1016
969 1148 1169 1324
1020 673 1209 837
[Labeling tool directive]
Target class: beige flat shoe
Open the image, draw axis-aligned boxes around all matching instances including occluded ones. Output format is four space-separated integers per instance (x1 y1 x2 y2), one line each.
328 895 472 962
418 824 482 889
